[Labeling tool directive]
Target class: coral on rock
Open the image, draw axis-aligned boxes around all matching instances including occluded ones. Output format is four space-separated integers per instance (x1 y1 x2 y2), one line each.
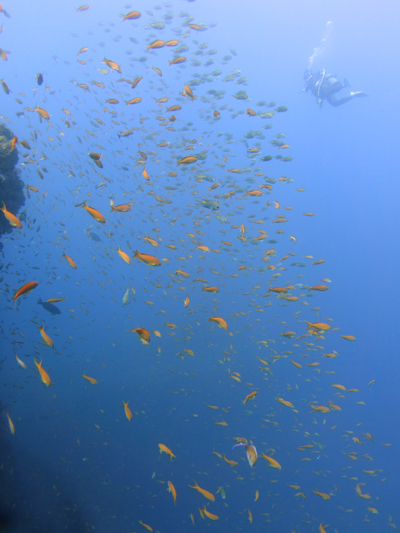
0 123 25 246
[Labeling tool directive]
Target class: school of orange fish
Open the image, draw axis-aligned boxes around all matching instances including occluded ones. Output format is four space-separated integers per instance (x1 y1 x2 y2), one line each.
1 3 396 532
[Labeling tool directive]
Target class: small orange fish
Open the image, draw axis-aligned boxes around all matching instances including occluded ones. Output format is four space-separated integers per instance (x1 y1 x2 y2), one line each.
177 156 197 166
243 391 257 405
38 324 54 348
82 373 98 385
202 286 219 293
138 520 152 532
121 10 141 21
34 358 51 386
313 490 330 500
133 250 161 267
310 406 330 413
8 135 17 153
167 481 177 504
341 335 356 341
261 453 281 469
1 202 22 228
13 281 38 303
34 105 50 120
123 401 132 421
159 443 176 460
201 506 219 521
102 56 121 72
111 204 132 213
127 327 150 342
62 253 77 269
208 316 228 331
169 56 186 66
305 321 331 332
189 480 215 501
5 411 15 435
79 201 105 224
184 293 190 308
116 246 131 264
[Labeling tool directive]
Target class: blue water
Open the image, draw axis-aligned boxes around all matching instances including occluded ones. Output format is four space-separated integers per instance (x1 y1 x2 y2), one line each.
1 1 399 532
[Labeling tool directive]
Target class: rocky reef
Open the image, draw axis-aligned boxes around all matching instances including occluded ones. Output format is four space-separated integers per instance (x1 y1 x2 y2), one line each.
0 123 25 246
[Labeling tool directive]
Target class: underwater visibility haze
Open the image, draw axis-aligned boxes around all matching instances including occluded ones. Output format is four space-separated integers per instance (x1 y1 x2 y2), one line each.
1 0 400 532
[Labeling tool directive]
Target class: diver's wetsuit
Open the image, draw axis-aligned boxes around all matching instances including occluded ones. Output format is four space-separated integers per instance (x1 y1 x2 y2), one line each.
304 70 368 107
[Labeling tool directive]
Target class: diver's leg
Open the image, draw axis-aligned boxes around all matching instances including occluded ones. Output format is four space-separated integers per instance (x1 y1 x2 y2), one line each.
327 92 368 106
326 95 353 106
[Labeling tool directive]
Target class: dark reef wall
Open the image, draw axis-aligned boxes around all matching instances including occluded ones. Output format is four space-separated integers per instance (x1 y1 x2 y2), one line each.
0 123 25 244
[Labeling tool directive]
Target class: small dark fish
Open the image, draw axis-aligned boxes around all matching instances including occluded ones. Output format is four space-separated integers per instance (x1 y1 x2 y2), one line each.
38 298 61 315
86 230 102 242
36 73 43 86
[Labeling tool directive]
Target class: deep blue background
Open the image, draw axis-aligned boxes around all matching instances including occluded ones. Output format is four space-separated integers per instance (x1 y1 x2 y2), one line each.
1 1 399 532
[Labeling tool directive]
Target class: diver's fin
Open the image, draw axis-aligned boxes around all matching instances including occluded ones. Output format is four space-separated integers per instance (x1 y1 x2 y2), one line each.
350 91 369 98
344 77 351 88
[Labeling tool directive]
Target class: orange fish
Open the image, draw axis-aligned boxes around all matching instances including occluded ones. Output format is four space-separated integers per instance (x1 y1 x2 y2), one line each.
111 204 132 213
127 327 151 342
183 84 194 100
159 443 176 460
177 156 197 166
79 201 105 224
184 293 190 308
201 506 219 521
38 325 54 348
88 152 101 160
341 335 356 341
8 135 17 153
243 391 257 405
82 373 98 385
310 406 331 413
1 202 22 228
121 10 141 21
34 105 50 120
169 56 186 66
167 481 177 504
208 316 228 331
102 56 121 73
34 358 51 386
261 453 281 469
189 480 215 501
62 253 77 269
202 286 219 293
138 520 152 532
313 490 330 500
116 246 131 264
5 411 15 435
13 281 38 303
305 321 331 332
132 250 161 267
123 401 132 421
308 284 329 292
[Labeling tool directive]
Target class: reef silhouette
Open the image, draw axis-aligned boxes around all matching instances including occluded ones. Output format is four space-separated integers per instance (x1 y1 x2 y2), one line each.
0 123 25 248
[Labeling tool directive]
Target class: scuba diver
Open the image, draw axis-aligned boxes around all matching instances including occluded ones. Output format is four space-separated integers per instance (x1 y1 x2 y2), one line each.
303 68 368 107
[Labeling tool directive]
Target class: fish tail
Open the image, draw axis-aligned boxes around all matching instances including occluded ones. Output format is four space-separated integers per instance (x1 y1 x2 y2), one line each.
0 201 5 212
133 249 139 259
38 298 43 304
